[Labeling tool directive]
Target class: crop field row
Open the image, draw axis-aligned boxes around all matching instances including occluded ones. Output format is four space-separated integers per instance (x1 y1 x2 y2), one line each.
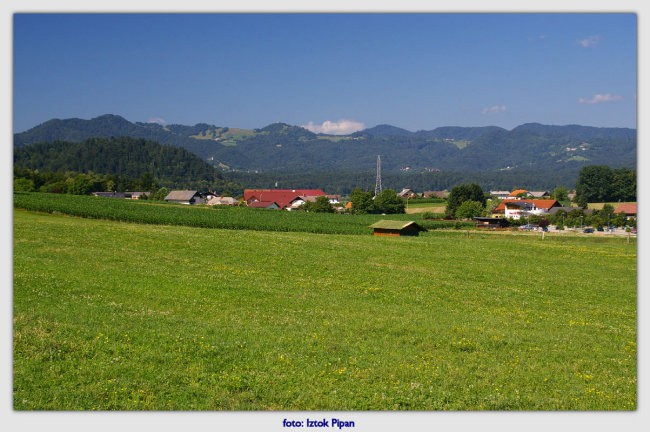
13 192 470 234
13 208 637 410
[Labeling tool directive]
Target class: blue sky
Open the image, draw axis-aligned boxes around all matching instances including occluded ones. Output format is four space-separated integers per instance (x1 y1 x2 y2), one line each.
13 13 637 133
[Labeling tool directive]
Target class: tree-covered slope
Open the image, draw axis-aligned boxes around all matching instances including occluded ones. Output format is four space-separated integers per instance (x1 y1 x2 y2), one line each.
13 136 220 184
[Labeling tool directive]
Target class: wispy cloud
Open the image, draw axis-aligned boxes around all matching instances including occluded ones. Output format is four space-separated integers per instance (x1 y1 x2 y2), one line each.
578 93 622 105
578 35 601 48
482 105 506 115
147 117 166 125
302 119 365 135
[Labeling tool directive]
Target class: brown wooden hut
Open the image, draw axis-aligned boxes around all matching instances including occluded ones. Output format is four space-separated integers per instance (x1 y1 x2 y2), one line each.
369 220 427 237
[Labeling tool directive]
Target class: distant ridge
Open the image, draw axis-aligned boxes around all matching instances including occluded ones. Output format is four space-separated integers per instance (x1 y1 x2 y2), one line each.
358 124 414 137
15 114 636 175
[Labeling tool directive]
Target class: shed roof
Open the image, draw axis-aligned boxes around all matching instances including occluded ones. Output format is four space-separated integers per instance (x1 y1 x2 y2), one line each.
369 220 426 231
165 190 199 201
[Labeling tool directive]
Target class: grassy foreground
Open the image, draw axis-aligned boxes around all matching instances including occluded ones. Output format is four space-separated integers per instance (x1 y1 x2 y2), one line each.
13 210 636 410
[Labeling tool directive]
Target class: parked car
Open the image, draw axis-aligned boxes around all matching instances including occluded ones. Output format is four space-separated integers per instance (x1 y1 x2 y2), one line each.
583 227 594 233
519 224 536 231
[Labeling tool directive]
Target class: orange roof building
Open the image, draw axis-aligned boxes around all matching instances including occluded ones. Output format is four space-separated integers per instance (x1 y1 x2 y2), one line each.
508 189 529 198
614 203 637 217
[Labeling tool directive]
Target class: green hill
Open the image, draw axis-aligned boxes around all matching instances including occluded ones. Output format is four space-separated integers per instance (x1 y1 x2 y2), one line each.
13 136 221 186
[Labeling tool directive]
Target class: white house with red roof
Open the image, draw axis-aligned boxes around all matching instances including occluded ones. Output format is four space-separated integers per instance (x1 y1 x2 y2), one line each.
493 199 561 220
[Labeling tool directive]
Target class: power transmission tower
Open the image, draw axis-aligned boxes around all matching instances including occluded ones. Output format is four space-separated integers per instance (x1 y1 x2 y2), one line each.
374 155 382 197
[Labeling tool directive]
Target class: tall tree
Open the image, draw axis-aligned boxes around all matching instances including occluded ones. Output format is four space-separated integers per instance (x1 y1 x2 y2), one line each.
445 183 486 218
551 186 569 202
455 200 483 219
372 189 405 214
610 167 636 202
575 165 613 207
349 188 373 214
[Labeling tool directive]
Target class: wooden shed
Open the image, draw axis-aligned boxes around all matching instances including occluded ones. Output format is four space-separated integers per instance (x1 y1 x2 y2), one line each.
369 220 427 237
474 217 510 229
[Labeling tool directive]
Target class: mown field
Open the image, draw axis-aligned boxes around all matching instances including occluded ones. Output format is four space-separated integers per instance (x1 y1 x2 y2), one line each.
13 197 637 410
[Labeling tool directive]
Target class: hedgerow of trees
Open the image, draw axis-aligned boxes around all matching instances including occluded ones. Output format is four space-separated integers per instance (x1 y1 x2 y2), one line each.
543 205 633 229
348 188 405 214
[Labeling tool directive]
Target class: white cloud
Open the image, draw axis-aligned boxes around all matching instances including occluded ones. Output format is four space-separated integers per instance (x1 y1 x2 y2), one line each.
302 119 365 135
482 105 506 115
578 93 623 104
578 35 601 48
147 117 166 125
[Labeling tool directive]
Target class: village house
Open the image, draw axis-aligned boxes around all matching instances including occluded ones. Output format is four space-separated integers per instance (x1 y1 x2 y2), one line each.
248 201 280 210
614 203 637 220
326 194 341 204
529 190 551 199
423 190 449 199
289 196 319 210
398 188 419 199
206 196 238 206
489 190 511 200
243 189 326 210
507 189 531 199
492 199 561 220
164 190 205 205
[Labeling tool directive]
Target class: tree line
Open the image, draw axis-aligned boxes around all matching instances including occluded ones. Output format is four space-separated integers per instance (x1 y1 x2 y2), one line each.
574 165 636 207
13 136 244 195
13 167 242 198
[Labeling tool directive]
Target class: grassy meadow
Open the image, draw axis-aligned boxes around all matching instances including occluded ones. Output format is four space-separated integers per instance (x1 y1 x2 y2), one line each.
13 201 637 410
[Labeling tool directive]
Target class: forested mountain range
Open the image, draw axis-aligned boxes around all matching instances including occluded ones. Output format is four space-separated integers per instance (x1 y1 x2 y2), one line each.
14 137 224 188
14 114 636 190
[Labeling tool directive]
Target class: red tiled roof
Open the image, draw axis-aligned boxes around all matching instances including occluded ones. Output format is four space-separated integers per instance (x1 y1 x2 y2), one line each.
614 203 637 215
494 199 560 212
244 189 325 209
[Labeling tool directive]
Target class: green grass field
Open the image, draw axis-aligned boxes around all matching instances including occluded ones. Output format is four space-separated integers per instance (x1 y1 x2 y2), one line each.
13 203 636 411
